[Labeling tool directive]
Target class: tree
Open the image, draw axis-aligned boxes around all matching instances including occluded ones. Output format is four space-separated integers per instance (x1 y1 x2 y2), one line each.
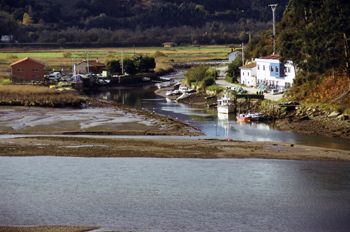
279 0 350 92
123 58 137 75
134 56 156 73
22 13 33 25
226 56 242 82
106 60 121 74
184 65 210 83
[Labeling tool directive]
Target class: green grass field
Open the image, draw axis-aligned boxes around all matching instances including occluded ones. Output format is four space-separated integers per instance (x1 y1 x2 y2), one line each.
0 45 236 73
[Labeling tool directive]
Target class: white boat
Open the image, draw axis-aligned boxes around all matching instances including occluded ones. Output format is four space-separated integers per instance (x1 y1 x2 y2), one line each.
247 112 267 121
217 91 235 114
176 92 194 102
172 90 182 95
179 85 189 93
142 77 150 82
95 78 110 85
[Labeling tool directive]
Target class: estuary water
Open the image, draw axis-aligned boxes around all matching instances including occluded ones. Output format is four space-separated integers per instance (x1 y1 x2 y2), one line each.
1 157 350 232
85 77 350 150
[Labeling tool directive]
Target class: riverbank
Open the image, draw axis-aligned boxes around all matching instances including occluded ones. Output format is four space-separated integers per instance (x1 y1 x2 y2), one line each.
1 136 349 162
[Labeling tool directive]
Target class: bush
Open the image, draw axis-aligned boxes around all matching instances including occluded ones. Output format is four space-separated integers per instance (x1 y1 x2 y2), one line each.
205 68 219 80
62 51 72 58
6 54 18 59
184 65 209 82
201 76 215 88
154 51 167 58
1 79 12 85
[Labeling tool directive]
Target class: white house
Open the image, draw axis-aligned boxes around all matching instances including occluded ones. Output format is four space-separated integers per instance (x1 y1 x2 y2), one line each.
228 50 242 63
239 62 257 87
1 35 13 43
255 54 295 90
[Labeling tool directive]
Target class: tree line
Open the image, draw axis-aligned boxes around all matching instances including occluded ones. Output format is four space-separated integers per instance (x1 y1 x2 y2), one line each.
0 0 288 46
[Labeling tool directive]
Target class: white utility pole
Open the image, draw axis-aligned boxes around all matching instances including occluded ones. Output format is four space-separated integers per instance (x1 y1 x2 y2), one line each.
121 49 124 74
86 51 89 74
269 4 278 54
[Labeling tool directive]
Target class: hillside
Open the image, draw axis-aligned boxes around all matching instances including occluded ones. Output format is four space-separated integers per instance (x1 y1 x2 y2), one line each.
248 0 350 109
0 0 288 46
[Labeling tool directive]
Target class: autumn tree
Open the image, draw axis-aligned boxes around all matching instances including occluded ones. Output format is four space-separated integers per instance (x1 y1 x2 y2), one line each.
22 13 33 25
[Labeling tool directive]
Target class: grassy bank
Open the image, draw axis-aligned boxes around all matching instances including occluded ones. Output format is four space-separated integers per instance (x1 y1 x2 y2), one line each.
0 85 84 107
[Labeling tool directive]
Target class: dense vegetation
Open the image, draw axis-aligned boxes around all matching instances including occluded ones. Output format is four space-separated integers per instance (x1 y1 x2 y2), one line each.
0 0 288 46
248 0 350 108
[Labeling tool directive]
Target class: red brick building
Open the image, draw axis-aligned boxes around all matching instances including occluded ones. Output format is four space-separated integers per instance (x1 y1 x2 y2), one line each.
10 57 45 82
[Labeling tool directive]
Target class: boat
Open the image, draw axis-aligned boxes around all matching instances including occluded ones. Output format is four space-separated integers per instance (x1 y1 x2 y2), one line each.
176 92 191 101
236 114 251 122
171 90 182 95
95 78 110 85
217 91 235 114
142 77 150 82
247 112 268 121
179 85 189 93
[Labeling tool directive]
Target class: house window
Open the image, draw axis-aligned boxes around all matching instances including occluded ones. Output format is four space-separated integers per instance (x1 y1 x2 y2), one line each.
33 75 39 78
247 72 250 76
32 68 38 72
276 66 279 72
257 65 260 70
17 68 23 72
263 65 265 71
243 72 245 76
270 66 273 72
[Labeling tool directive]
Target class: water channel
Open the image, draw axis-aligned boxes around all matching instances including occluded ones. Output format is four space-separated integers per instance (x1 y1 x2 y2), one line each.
85 71 350 151
1 157 349 232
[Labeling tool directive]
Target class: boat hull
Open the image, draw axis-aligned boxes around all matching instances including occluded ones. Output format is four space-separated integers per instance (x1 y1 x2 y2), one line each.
217 105 235 114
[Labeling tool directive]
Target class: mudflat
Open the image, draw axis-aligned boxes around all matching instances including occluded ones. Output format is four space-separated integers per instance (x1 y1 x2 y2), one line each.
1 136 349 162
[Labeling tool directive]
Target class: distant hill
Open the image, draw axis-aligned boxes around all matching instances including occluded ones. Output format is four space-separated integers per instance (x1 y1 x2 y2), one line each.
0 0 289 46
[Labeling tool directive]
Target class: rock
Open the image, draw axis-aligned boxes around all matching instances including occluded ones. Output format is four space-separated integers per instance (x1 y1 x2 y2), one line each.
328 111 340 118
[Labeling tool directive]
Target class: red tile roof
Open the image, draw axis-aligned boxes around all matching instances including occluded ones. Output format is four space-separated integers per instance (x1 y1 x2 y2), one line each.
10 57 45 66
259 54 281 60
78 60 105 67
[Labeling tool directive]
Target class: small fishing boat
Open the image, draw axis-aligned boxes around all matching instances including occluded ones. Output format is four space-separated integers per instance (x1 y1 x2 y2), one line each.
142 77 150 82
95 78 110 85
236 114 251 122
247 112 268 121
217 91 235 114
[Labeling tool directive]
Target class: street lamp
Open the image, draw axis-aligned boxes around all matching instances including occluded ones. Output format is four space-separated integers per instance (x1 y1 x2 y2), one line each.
269 4 278 54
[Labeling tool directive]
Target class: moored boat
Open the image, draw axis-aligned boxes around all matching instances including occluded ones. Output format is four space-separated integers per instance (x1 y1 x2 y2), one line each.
247 112 268 121
217 91 235 114
236 114 251 122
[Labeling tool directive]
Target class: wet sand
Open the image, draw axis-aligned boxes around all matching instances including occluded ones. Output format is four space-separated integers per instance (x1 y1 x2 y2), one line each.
1 136 349 162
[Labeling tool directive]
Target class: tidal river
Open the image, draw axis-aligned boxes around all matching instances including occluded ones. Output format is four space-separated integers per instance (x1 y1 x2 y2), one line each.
1 157 349 232
85 75 350 150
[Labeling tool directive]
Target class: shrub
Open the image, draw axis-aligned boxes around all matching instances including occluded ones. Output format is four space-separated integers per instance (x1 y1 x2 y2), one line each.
1 79 11 85
201 76 215 88
62 51 72 58
6 54 18 59
154 51 167 58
